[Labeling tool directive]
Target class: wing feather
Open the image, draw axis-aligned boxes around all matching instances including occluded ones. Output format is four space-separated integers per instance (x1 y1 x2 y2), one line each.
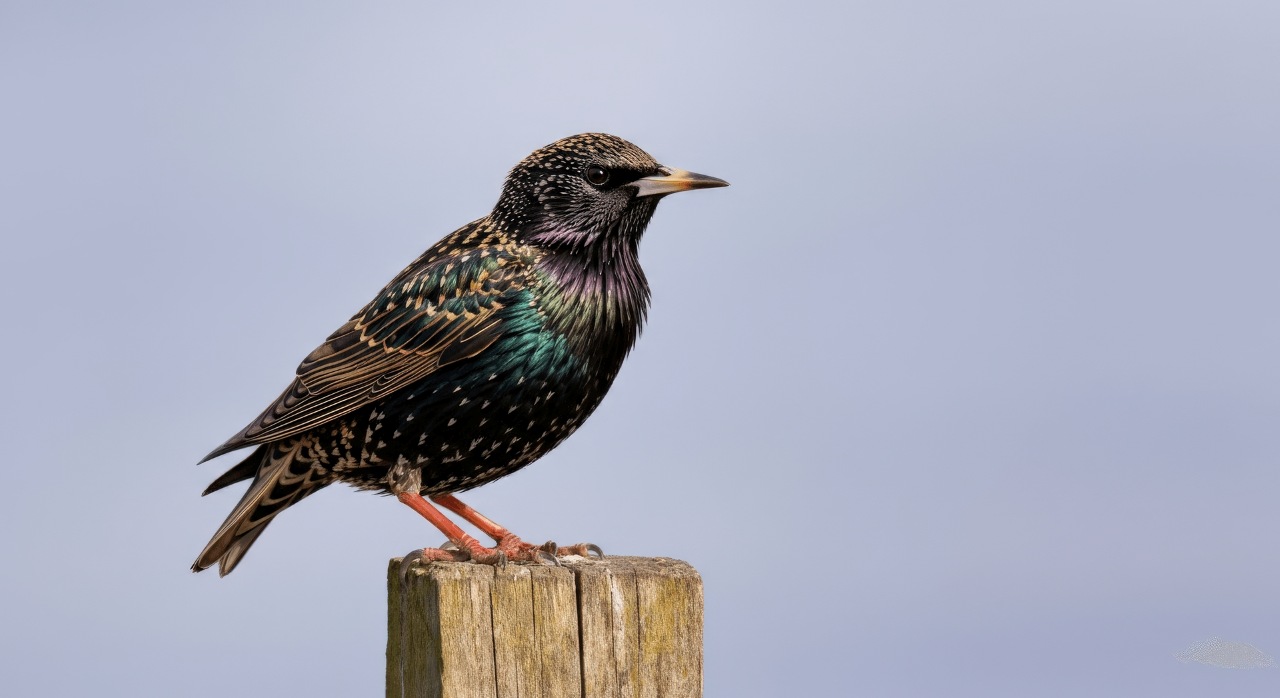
202 242 528 462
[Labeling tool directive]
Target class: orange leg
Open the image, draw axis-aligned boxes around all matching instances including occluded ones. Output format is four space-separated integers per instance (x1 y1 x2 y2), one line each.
396 492 603 577
431 493 515 541
396 492 500 564
432 493 604 561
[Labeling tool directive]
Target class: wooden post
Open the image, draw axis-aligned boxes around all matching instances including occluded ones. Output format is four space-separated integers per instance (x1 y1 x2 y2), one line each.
387 556 703 698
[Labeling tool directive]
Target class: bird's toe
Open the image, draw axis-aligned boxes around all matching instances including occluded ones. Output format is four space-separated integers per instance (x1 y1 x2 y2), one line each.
399 546 471 580
555 542 604 559
399 550 425 580
471 550 508 568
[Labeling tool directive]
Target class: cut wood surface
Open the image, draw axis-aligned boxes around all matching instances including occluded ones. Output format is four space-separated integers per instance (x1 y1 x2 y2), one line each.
387 556 702 698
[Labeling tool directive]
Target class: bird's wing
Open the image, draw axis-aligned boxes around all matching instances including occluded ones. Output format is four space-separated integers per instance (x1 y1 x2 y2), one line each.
202 245 529 461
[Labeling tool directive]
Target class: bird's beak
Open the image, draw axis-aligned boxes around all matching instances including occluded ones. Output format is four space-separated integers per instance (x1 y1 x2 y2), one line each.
632 167 729 198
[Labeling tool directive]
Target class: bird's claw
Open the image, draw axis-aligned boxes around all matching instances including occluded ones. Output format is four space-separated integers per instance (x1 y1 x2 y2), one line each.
530 540 604 560
401 537 600 577
399 546 470 580
399 550 424 580
555 542 604 559
532 540 560 564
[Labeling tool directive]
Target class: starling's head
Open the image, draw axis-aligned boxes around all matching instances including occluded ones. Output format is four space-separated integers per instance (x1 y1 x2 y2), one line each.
494 133 727 249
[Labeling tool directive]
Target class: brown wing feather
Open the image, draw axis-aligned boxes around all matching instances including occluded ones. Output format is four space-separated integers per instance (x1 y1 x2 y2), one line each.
201 244 525 462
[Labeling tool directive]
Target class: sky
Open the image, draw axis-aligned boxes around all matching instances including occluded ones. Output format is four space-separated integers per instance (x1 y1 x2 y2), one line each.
3 1 1279 696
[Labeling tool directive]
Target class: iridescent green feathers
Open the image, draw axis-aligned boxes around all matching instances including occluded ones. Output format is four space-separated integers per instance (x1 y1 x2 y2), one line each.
202 225 534 462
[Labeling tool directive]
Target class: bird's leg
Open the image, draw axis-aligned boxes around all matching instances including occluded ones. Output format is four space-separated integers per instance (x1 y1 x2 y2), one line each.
396 492 505 566
429 493 551 561
431 493 603 560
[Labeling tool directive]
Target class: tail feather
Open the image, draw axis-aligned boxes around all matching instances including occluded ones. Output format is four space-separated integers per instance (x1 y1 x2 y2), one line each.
209 522 272 577
201 444 268 496
193 441 331 576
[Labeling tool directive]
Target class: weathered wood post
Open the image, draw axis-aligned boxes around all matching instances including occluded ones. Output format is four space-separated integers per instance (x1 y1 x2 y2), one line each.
387 556 703 698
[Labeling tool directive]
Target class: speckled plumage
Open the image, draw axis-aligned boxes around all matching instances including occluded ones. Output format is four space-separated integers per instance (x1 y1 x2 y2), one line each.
194 134 727 575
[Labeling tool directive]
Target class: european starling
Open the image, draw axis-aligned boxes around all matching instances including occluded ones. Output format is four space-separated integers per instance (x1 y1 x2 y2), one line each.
194 133 727 575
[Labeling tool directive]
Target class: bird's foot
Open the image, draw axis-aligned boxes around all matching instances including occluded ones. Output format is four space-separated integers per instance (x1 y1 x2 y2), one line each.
556 542 605 559
399 537 605 579
399 533 511 579
495 534 604 562
399 546 468 579
483 534 554 565
416 493 603 564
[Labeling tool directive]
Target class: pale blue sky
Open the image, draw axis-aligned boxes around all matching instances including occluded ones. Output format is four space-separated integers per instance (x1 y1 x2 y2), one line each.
3 2 1279 695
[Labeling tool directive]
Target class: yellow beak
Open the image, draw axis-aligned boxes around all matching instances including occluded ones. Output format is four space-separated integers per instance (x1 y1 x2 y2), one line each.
632 167 729 198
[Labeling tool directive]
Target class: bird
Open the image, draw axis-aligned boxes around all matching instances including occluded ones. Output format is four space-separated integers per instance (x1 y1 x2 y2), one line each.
193 133 727 576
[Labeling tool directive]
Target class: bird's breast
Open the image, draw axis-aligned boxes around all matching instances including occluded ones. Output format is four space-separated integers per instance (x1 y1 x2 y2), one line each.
528 248 651 363
334 327 616 494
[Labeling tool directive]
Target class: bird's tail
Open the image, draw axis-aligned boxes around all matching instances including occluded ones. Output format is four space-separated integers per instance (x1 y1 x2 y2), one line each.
193 440 331 576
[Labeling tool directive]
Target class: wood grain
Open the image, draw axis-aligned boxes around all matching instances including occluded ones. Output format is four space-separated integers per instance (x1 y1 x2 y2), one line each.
387 557 702 698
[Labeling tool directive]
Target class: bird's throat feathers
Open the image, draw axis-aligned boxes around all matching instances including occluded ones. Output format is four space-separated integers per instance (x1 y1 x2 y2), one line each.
532 231 651 361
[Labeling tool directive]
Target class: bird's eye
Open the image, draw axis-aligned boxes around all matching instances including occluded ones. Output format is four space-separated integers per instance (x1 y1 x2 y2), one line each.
585 165 609 186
